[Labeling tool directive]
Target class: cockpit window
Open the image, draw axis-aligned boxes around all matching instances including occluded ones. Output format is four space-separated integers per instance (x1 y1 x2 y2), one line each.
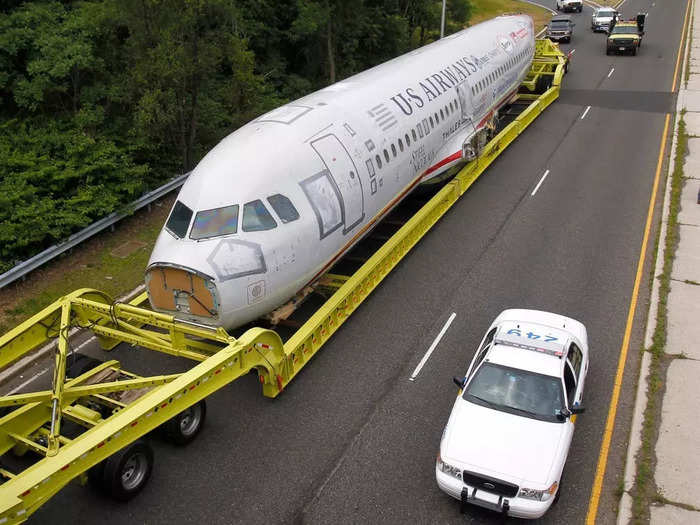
165 200 193 239
242 200 277 232
267 194 300 223
190 204 239 240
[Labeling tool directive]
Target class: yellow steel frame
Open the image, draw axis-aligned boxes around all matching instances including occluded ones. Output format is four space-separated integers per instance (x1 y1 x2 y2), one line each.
0 40 566 523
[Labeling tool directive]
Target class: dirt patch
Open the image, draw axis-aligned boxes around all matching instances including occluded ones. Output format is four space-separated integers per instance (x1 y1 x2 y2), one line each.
111 240 147 258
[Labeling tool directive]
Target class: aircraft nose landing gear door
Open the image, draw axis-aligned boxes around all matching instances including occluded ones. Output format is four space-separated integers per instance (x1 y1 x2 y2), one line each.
455 82 478 161
311 134 365 234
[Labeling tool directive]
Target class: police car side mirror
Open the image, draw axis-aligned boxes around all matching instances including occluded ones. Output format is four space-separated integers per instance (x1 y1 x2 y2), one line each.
571 405 586 415
453 376 466 388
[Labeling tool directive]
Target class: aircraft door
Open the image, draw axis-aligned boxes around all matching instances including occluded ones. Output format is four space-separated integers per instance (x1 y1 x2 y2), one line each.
310 134 365 233
455 81 474 119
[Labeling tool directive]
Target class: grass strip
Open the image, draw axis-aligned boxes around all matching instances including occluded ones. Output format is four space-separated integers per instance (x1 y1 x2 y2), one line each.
630 113 687 522
473 0 552 31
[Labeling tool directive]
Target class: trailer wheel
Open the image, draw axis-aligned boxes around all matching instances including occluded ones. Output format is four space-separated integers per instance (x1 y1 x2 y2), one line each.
161 400 206 445
88 461 107 491
535 74 552 94
102 439 154 501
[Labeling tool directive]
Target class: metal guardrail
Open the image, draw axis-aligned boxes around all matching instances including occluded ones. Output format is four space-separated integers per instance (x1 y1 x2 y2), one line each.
0 172 190 290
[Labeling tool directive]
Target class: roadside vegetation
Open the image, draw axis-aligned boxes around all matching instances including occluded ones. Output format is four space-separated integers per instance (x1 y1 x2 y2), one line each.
0 0 477 272
630 114 687 521
0 0 551 334
471 0 551 31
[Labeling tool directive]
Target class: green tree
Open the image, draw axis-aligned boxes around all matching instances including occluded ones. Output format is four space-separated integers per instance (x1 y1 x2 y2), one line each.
121 0 270 171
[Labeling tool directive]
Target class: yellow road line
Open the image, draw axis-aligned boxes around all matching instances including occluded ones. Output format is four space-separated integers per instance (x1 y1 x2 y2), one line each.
586 1 691 521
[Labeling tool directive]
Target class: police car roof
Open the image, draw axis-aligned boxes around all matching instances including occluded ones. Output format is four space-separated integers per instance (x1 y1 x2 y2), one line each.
486 344 563 377
484 320 571 377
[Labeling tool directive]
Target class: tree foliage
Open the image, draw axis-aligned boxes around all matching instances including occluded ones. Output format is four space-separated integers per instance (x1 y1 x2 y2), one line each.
0 0 471 271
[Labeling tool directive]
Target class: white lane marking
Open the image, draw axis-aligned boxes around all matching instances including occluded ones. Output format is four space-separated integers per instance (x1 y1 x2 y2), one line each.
581 105 591 119
6 336 96 395
8 368 50 395
607 67 615 78
410 313 456 381
570 49 576 55
616 0 628 9
531 169 550 196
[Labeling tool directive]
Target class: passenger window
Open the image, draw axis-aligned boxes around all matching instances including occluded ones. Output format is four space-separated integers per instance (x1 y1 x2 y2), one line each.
567 343 583 378
166 200 193 239
398 138 404 152
267 194 299 224
190 204 238 240
564 364 577 405
470 327 497 377
434 112 439 124
405 133 410 146
412 129 417 141
383 149 390 163
440 109 444 120
417 122 424 138
391 143 397 157
375 154 382 169
242 200 277 232
429 116 434 128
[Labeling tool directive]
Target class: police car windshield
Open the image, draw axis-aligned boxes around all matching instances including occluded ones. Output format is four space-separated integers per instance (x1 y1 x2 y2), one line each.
463 363 565 423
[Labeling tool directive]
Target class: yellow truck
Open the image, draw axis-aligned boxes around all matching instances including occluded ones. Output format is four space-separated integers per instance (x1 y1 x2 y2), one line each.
606 14 646 55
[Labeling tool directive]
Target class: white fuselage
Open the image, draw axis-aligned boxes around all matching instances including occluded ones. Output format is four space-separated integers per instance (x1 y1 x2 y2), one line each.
147 15 536 328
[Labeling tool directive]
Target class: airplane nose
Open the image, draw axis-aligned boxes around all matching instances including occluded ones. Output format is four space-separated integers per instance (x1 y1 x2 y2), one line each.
146 265 219 321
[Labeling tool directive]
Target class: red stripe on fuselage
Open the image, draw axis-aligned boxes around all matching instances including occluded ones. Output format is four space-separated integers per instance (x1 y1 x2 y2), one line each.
304 85 521 285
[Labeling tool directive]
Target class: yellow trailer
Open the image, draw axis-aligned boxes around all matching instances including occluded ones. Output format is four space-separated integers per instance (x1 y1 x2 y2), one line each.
0 39 567 523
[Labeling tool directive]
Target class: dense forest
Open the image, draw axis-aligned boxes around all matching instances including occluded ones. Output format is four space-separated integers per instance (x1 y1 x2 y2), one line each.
0 0 472 271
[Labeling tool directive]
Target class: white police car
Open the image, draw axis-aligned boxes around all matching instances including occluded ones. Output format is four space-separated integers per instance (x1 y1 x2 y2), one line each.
436 309 588 519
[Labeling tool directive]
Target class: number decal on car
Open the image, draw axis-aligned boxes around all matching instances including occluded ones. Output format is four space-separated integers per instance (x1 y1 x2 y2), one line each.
506 328 558 342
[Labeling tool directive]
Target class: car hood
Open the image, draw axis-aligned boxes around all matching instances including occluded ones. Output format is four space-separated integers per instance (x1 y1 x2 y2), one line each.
442 399 566 486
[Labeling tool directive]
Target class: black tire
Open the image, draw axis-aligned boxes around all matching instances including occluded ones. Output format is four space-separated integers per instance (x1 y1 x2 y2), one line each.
632 47 637 56
161 400 206 446
101 440 154 501
88 461 107 491
606 48 611 55
534 74 552 94
578 6 582 12
67 354 102 379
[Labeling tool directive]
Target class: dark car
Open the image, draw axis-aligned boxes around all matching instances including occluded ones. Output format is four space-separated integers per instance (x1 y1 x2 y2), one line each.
547 15 575 43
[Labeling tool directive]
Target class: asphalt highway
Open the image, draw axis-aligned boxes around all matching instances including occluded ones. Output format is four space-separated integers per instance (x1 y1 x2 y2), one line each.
29 0 687 523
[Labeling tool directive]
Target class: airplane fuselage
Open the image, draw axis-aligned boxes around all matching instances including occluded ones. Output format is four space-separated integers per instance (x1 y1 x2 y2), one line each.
146 15 536 329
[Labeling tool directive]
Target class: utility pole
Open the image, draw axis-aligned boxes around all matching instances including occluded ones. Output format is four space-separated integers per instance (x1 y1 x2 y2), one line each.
440 0 446 38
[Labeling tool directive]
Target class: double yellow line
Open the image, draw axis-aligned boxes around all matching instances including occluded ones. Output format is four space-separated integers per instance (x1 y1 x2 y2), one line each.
585 0 692 522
